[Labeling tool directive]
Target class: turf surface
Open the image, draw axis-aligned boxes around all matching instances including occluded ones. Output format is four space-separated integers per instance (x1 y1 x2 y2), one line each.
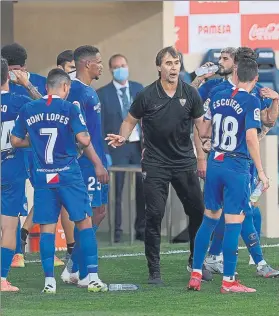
2 239 279 316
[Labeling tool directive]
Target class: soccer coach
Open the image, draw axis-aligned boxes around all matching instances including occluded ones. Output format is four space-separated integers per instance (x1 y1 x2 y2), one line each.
106 46 211 284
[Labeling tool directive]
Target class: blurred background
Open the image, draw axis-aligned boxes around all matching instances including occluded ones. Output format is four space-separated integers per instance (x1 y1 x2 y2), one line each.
2 1 279 245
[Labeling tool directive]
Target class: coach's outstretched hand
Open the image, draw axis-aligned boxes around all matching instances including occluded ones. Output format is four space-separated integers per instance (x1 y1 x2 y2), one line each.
105 134 126 148
258 170 270 192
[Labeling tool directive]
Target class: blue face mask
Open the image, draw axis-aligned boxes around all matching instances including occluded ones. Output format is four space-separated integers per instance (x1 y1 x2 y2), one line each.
113 67 129 82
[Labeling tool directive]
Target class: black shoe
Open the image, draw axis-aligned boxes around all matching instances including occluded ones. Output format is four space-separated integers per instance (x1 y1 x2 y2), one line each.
114 231 122 243
21 239 27 255
148 272 163 285
135 232 145 242
187 255 213 282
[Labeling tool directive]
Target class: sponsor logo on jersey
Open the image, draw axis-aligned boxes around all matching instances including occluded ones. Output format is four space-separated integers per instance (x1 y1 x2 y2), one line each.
46 173 60 184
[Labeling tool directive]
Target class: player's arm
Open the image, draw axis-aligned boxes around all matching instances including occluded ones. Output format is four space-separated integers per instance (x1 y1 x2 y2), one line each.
12 70 42 100
246 99 269 191
106 92 144 148
10 107 30 148
191 62 215 89
260 88 279 127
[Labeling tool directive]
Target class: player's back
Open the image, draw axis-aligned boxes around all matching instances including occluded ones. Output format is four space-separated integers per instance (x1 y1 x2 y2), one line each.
207 88 261 163
9 72 47 97
1 92 31 183
198 78 224 102
19 96 83 188
67 79 106 166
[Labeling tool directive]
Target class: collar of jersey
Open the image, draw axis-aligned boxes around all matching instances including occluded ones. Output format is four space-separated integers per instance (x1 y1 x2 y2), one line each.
156 79 183 99
228 77 236 87
232 87 248 93
1 90 9 94
42 95 61 99
72 78 89 87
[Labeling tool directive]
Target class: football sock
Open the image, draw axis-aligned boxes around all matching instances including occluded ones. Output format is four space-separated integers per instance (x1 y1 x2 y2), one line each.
208 212 224 256
79 228 98 280
1 247 15 279
193 215 219 270
252 206 261 239
71 226 80 273
21 228 29 243
241 214 263 265
40 233 55 277
223 223 242 278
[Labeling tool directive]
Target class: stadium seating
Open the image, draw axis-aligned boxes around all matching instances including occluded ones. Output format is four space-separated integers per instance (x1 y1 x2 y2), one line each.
200 48 222 66
255 48 279 93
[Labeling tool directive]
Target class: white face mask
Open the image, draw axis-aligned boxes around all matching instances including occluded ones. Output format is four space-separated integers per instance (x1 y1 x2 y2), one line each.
68 70 76 80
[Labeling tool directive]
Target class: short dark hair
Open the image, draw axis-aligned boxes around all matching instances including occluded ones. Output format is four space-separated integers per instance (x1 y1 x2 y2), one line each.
156 46 179 67
47 68 71 89
237 58 258 83
108 54 128 68
57 50 74 67
74 45 99 64
1 43 27 67
1 57 9 86
235 47 257 64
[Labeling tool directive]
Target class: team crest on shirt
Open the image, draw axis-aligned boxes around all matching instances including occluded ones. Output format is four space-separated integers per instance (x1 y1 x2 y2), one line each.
179 98 186 107
73 101 81 109
254 108 260 121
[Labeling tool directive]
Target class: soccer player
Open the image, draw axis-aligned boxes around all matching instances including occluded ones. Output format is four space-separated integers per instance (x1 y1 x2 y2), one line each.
1 43 46 97
61 45 109 287
2 43 65 267
188 58 269 293
11 68 108 293
1 57 33 291
202 48 279 277
57 49 77 258
57 49 76 79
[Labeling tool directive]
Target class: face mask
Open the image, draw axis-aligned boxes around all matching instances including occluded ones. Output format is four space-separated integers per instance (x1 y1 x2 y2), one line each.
113 67 129 82
68 70 76 80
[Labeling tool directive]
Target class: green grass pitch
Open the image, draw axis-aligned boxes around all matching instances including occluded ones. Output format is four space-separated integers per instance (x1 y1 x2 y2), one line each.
2 239 279 316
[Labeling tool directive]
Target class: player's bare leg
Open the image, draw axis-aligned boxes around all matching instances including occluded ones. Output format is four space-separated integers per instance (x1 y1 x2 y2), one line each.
1 215 20 292
61 206 75 259
92 204 106 227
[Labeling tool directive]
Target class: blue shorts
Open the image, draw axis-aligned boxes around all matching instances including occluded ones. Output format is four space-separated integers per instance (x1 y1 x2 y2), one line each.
33 181 92 224
81 166 109 208
1 180 28 217
204 157 251 215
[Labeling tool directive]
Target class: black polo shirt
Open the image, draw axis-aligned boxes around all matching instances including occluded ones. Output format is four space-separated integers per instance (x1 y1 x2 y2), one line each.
129 79 204 170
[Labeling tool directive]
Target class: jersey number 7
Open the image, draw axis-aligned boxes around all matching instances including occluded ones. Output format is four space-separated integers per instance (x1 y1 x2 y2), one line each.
40 128 58 164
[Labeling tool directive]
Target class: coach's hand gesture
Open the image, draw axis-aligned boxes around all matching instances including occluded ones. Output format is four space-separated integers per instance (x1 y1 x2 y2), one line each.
105 134 126 148
258 170 270 192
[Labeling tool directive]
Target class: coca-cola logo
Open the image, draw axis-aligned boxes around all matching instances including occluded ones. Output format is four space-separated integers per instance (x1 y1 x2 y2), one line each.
198 24 231 34
249 23 279 41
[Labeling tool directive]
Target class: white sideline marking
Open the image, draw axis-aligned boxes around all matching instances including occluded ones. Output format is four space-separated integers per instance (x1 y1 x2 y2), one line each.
25 243 279 263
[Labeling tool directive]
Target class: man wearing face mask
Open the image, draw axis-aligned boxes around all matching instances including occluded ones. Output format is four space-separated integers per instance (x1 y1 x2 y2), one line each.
97 54 145 243
57 50 76 79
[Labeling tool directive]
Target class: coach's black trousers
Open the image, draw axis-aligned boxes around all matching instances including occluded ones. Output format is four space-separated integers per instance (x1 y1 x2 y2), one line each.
142 163 204 275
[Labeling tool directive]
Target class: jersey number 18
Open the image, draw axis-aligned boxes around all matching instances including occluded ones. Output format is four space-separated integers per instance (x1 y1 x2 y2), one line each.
212 114 238 152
